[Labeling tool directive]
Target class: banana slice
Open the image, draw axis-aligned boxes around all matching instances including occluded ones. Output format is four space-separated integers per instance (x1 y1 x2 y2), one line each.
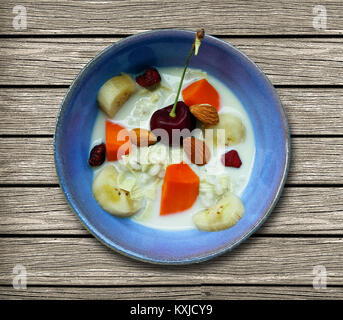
97 73 136 118
92 165 142 217
204 113 246 146
193 192 244 232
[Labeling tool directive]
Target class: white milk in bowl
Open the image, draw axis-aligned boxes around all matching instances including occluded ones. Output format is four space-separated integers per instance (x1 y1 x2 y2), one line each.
90 67 255 230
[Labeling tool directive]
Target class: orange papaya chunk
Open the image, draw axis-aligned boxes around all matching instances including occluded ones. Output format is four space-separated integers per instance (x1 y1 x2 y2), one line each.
182 78 220 111
160 162 200 215
105 120 131 161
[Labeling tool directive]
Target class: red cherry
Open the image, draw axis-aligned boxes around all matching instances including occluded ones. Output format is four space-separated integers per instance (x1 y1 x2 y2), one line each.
150 101 196 146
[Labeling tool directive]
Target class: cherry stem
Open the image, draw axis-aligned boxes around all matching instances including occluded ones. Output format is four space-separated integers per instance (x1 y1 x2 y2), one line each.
169 45 195 118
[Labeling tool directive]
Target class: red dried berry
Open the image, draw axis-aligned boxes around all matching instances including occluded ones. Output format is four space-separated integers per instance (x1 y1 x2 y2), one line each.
221 150 242 168
88 143 106 167
136 68 161 87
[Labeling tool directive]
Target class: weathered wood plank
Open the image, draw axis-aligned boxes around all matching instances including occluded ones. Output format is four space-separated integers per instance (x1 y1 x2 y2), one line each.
0 38 342 85
280 88 343 135
0 187 84 235
0 138 54 184
1 88 342 135
0 286 201 300
0 237 342 285
289 138 343 184
0 1 342 35
0 137 342 184
0 88 63 135
202 286 343 300
0 187 342 235
0 285 341 300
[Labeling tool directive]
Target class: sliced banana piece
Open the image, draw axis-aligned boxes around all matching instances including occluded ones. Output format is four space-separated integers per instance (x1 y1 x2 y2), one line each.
97 73 136 118
204 113 246 146
92 165 142 217
193 192 244 232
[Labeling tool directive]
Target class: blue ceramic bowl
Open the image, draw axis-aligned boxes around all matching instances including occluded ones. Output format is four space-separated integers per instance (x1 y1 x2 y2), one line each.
55 29 290 264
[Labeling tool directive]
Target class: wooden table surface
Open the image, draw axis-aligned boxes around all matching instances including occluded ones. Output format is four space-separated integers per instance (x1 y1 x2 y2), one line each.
0 0 343 300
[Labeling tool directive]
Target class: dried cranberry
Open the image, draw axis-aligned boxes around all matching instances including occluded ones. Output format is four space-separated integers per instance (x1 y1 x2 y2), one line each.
221 150 242 168
136 68 161 87
88 143 106 167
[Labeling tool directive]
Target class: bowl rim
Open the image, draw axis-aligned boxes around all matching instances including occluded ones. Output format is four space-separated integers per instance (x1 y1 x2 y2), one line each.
54 28 291 265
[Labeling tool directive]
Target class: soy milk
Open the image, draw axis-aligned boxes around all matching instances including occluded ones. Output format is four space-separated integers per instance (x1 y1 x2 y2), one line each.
91 67 255 230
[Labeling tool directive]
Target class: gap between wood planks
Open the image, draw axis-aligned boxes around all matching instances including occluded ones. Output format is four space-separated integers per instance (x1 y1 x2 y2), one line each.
0 234 342 238
0 283 342 288
0 34 343 39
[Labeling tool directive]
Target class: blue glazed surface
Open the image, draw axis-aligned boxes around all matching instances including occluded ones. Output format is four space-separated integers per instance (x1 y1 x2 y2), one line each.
54 29 290 264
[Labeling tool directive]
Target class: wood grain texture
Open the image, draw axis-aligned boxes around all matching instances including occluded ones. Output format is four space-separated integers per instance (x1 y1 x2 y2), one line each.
0 286 201 300
0 138 54 184
280 88 343 135
0 0 342 302
0 285 342 300
1 187 342 235
0 38 342 85
1 88 343 135
0 137 342 184
202 286 343 300
0 237 342 285
0 88 63 135
0 0 342 35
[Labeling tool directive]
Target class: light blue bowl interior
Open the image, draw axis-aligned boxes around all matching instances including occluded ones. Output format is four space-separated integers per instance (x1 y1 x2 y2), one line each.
55 30 289 264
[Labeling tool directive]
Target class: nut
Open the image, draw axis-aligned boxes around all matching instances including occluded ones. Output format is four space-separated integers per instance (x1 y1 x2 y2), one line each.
130 128 157 147
189 104 219 125
183 137 211 166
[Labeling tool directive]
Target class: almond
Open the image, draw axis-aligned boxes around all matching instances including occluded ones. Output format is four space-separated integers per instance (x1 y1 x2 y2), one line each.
183 137 211 166
130 128 157 147
189 104 219 125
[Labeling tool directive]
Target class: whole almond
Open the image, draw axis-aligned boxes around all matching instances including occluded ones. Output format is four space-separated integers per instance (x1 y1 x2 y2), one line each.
189 104 219 125
183 137 211 166
130 128 157 147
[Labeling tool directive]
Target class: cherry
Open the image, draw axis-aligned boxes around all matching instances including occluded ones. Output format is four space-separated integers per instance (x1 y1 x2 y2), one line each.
149 30 205 146
150 101 196 146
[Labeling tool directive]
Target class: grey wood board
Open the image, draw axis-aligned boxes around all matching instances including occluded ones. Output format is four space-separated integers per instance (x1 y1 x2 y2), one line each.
0 1 342 35
0 38 342 85
0 237 342 285
0 285 341 300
